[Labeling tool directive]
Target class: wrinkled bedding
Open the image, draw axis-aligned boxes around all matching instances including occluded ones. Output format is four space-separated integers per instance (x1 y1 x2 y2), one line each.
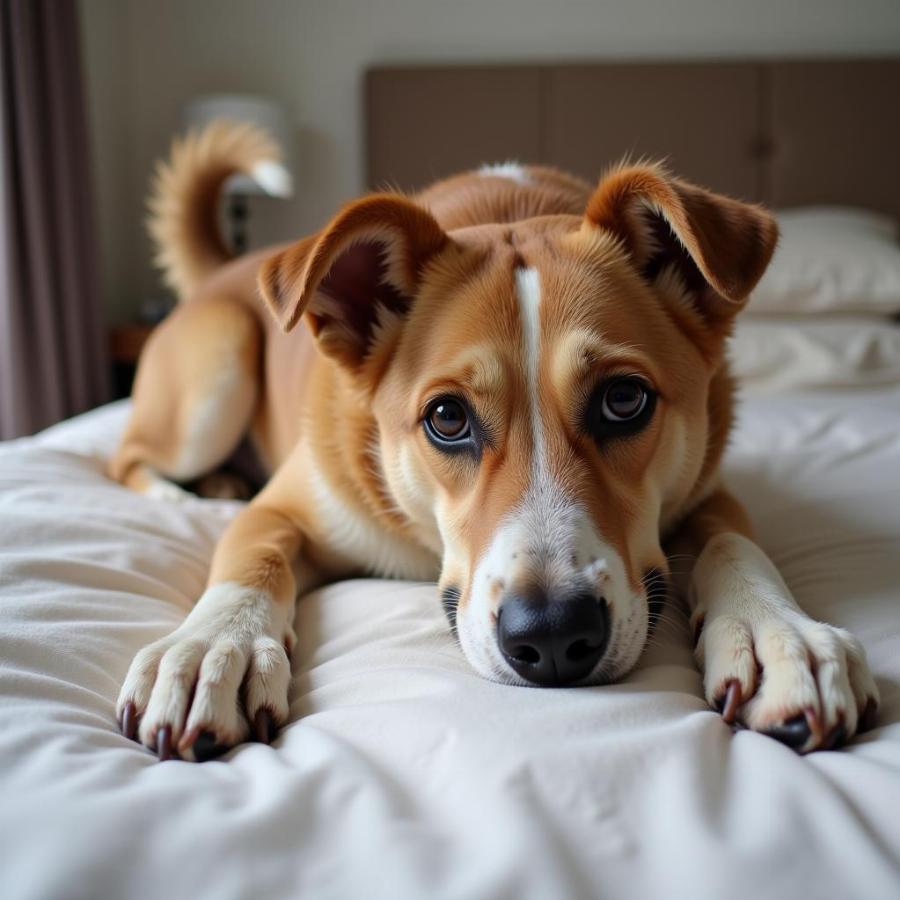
1 393 899 900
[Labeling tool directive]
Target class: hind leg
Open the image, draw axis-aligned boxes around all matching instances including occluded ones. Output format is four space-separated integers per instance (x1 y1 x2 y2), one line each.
109 297 261 498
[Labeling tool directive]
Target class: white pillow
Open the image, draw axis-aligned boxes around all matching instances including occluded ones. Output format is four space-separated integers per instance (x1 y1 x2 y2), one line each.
729 317 900 392
748 207 900 316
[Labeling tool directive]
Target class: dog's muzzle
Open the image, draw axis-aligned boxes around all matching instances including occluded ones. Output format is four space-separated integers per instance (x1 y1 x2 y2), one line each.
496 590 610 686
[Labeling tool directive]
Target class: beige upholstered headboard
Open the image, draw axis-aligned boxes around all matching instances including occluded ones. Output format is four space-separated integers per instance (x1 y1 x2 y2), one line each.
366 59 900 217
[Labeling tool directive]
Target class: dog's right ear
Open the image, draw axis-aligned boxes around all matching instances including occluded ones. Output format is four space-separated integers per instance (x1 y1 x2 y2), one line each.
258 194 449 369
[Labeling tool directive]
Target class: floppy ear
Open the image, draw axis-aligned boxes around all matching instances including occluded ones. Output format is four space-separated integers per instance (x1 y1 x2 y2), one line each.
584 163 778 322
258 194 449 368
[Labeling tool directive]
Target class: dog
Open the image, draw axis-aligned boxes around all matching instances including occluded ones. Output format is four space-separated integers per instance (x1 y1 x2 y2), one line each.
110 121 879 761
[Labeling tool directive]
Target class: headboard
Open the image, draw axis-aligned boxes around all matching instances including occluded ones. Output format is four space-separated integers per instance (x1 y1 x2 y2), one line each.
366 59 900 217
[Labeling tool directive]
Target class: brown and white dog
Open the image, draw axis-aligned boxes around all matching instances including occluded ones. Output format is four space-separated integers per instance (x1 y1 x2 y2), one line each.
111 121 879 761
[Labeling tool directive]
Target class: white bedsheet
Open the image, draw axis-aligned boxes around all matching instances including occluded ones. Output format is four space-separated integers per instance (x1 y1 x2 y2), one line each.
1 394 899 900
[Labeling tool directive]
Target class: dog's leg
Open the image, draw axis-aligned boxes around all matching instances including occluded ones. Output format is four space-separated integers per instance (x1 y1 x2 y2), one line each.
109 296 261 499
668 488 879 752
116 463 319 761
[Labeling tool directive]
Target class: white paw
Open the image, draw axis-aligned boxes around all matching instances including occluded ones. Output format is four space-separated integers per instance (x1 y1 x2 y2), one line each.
695 611 879 751
691 533 879 752
143 473 193 503
116 583 294 761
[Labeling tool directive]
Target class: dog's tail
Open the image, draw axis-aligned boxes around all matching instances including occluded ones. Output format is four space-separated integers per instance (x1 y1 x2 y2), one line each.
147 119 292 300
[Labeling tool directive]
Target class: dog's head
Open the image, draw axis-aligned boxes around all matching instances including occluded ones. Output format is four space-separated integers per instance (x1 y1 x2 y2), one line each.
260 163 777 686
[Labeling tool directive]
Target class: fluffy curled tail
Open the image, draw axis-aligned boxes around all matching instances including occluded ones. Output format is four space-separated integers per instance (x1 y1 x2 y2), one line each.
147 119 292 300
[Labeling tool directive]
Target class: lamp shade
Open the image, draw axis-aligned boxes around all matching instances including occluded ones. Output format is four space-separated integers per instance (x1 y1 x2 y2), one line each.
182 94 293 196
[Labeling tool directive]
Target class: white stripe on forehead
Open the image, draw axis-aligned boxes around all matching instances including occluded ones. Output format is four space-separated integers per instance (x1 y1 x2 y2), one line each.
514 266 571 554
515 267 545 469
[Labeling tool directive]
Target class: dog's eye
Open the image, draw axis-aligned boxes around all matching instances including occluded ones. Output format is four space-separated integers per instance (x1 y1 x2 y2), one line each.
601 378 648 422
585 377 656 442
425 397 471 445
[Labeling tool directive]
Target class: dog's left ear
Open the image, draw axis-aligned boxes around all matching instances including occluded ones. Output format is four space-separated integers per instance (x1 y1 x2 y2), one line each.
584 163 778 323
258 194 449 369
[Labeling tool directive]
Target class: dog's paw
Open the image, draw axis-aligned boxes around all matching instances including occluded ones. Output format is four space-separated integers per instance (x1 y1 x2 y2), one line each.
694 610 880 752
116 584 294 761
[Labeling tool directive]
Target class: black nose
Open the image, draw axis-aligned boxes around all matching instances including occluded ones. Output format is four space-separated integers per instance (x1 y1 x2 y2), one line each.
497 591 610 686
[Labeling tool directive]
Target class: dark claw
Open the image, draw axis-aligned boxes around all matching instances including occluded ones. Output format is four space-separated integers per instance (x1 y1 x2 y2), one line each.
717 680 742 725
121 701 137 741
156 725 173 761
254 708 278 745
822 721 848 751
762 713 811 750
192 731 230 763
860 697 879 733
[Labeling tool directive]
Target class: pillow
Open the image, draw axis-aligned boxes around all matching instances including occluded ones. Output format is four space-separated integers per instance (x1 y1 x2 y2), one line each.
748 207 900 316
729 318 900 392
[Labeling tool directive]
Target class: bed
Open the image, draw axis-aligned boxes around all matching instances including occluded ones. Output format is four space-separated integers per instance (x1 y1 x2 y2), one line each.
3 59 900 900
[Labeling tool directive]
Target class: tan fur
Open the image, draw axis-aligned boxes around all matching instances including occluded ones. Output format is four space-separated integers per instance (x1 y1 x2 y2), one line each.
112 122 877 759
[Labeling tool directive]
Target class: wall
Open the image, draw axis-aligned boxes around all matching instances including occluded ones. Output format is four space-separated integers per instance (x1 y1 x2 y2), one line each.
79 0 900 323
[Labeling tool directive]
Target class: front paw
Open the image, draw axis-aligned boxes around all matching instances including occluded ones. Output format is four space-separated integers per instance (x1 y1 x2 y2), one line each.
116 584 294 761
695 611 880 752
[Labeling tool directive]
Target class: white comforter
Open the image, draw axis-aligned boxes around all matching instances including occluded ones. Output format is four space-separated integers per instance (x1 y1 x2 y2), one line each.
1 393 899 900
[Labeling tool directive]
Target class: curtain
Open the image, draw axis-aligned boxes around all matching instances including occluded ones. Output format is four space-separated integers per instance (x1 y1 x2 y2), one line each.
0 0 108 439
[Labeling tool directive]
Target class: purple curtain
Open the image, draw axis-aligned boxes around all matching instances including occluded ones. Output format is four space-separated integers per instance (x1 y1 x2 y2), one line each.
0 0 108 439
